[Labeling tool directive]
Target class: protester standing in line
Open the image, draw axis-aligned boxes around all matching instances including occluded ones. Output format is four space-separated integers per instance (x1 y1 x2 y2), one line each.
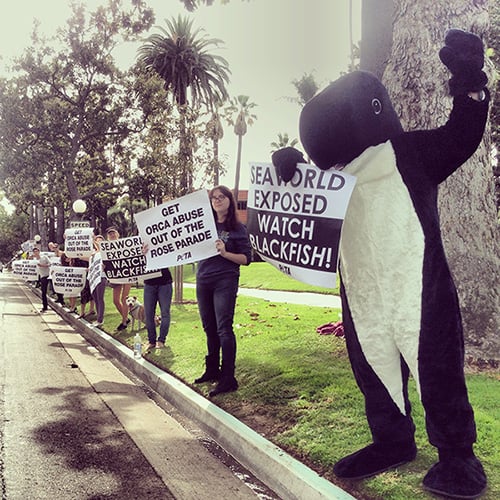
33 247 51 313
74 256 95 318
194 185 252 396
105 226 131 330
48 242 65 306
60 251 78 313
90 235 107 327
142 266 173 352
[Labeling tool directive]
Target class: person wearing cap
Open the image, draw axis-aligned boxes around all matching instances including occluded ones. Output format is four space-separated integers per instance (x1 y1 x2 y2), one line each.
32 247 51 313
106 226 131 330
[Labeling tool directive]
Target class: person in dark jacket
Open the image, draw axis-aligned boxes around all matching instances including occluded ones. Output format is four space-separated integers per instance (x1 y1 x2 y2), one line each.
194 185 252 396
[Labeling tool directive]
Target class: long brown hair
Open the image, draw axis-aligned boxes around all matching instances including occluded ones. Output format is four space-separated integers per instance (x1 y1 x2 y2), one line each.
209 185 240 231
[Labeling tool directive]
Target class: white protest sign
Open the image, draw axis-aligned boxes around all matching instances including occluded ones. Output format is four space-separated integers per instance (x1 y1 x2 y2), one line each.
64 227 94 258
11 259 35 279
49 255 60 266
50 266 87 297
21 240 33 254
99 235 161 284
134 189 218 271
21 260 39 281
88 253 103 293
12 259 23 275
247 162 356 288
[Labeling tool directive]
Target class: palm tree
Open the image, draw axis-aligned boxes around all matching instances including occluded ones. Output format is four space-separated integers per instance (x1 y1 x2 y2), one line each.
226 95 257 204
270 132 298 154
205 108 224 185
137 15 230 194
137 15 230 303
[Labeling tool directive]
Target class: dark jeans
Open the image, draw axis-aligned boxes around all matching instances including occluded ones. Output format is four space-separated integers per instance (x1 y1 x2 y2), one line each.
144 282 172 344
40 276 49 310
91 279 107 323
196 274 238 376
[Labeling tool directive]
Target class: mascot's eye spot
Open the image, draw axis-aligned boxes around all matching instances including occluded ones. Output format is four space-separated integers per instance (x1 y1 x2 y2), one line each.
372 98 382 115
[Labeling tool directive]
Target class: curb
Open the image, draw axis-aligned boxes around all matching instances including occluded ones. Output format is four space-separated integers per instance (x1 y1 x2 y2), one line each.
35 288 355 500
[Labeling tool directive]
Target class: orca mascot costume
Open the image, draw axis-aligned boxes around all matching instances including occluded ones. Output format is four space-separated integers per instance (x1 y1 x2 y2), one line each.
272 30 489 498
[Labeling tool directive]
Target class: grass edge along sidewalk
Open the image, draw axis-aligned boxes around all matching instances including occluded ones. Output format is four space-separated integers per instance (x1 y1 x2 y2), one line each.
70 311 356 500
32 262 500 500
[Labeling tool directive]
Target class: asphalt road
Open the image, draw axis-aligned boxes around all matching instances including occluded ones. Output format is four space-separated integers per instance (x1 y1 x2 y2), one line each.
0 273 262 500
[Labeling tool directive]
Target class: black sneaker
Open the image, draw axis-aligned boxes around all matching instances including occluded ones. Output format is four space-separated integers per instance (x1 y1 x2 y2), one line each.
39 308 48 313
117 322 127 331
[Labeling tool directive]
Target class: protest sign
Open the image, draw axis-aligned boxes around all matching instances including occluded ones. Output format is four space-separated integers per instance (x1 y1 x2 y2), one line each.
87 253 103 293
64 227 94 258
47 253 59 265
12 259 23 275
134 190 218 271
247 162 356 288
21 259 39 281
70 220 91 228
99 235 161 284
21 240 34 254
12 259 37 281
51 266 87 296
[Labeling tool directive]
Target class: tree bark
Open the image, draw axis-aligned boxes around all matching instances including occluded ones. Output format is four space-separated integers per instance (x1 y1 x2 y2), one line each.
360 0 395 80
362 0 499 364
56 202 65 244
36 206 48 250
234 134 243 205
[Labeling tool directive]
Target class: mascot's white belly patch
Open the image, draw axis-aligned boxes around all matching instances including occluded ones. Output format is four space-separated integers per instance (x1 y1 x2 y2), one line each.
340 141 424 414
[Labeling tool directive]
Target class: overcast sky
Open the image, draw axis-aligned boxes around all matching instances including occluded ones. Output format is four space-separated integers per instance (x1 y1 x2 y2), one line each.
0 0 361 199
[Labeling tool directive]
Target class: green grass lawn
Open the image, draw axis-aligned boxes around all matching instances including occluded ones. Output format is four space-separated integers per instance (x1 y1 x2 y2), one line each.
184 260 341 295
96 262 498 500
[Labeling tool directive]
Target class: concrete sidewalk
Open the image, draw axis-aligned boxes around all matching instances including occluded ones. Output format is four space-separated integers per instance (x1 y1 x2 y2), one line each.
30 281 352 500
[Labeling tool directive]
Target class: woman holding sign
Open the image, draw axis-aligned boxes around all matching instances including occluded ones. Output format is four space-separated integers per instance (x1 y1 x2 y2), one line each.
90 235 107 327
194 186 252 397
106 226 132 331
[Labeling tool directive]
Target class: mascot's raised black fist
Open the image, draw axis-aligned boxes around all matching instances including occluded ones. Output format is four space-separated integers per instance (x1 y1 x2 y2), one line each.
439 29 488 96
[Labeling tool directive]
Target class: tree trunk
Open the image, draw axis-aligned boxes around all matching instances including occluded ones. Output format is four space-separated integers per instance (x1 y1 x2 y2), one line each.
366 0 499 364
36 205 48 250
234 134 243 205
173 266 183 304
65 166 81 202
360 0 395 80
213 138 220 186
48 207 55 244
56 202 65 244
30 204 37 240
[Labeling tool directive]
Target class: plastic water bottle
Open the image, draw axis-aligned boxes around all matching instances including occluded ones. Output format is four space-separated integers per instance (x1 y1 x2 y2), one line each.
133 333 142 359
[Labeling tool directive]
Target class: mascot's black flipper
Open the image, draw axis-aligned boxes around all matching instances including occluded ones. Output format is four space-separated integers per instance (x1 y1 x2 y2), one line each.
271 146 305 182
293 30 488 498
439 29 488 96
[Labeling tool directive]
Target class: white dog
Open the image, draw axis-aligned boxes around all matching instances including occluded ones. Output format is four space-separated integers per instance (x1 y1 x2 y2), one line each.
125 296 145 331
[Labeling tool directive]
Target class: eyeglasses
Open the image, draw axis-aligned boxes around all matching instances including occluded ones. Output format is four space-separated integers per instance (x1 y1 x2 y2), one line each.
211 194 226 202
